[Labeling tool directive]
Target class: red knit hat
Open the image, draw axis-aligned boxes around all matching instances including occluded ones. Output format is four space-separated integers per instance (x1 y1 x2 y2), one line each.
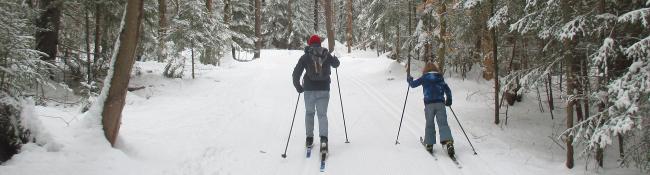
307 35 321 45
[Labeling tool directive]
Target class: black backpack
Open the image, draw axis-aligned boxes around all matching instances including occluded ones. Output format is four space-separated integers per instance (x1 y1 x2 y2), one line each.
304 47 330 81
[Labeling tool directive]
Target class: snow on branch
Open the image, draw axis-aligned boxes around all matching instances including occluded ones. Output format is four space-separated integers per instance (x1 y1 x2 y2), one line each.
557 15 587 40
488 6 508 29
618 8 650 27
625 35 650 59
461 0 486 9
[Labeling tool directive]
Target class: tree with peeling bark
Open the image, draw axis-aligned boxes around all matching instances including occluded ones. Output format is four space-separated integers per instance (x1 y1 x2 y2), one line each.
101 0 144 145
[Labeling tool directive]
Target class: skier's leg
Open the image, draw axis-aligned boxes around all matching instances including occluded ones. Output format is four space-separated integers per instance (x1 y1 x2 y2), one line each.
424 103 437 145
315 91 330 138
436 103 453 143
304 91 317 138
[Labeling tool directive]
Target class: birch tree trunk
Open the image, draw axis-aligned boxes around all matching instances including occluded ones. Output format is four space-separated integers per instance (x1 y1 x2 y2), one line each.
101 0 144 146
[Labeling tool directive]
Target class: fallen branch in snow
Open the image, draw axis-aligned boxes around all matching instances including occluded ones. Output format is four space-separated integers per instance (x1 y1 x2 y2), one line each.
42 96 82 105
39 115 73 126
127 86 146 92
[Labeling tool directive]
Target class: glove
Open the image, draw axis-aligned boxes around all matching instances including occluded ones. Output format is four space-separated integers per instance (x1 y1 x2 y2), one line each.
407 76 413 82
445 99 452 106
295 86 304 93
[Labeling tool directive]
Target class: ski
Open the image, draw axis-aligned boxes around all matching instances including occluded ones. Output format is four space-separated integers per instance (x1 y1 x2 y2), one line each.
320 152 328 172
306 146 313 158
442 145 462 169
449 156 462 169
319 160 326 172
419 137 437 161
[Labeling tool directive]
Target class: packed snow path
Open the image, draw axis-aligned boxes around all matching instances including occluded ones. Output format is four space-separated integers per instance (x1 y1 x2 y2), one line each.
2 49 639 175
122 50 500 174
118 50 539 175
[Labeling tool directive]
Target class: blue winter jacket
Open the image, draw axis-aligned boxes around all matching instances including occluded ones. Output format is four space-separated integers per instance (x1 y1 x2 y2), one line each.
407 72 452 104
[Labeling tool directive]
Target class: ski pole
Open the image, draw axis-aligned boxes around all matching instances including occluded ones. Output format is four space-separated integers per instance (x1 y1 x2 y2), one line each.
335 68 350 143
281 93 301 158
448 106 478 155
396 55 412 145
394 85 410 145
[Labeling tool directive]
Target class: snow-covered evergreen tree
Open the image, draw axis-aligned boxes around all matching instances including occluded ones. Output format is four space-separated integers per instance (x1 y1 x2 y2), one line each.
0 0 51 163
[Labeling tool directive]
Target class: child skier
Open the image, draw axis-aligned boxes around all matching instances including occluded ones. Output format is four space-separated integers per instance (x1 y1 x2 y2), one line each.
407 62 455 157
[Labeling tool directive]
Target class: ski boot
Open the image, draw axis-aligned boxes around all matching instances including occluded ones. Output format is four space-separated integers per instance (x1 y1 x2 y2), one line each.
306 137 314 148
320 136 329 156
425 144 434 154
443 141 455 158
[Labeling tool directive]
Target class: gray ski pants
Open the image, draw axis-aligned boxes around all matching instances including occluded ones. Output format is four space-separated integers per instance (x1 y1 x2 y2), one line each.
304 91 330 138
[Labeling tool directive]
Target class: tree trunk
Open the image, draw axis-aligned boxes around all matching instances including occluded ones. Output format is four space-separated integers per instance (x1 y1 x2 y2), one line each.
204 0 215 65
94 3 104 79
287 0 293 48
254 0 261 59
314 0 319 32
436 1 447 73
547 73 555 111
101 0 144 146
191 42 195 79
562 0 576 167
490 0 499 125
581 59 590 119
158 0 167 62
206 0 212 11
36 0 62 63
397 25 401 61
346 0 352 53
322 0 335 52
565 51 575 169
85 9 92 84
618 134 624 160
225 0 236 59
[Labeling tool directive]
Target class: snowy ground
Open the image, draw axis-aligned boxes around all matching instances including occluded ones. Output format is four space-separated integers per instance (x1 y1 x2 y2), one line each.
0 48 643 175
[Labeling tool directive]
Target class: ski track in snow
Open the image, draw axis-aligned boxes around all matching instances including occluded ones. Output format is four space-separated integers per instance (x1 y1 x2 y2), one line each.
0 49 643 175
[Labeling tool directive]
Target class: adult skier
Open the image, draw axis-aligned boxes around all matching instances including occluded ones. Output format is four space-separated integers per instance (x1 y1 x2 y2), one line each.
407 62 455 157
292 34 340 157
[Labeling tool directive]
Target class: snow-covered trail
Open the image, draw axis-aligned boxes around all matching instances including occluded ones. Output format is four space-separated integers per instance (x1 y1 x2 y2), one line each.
118 50 498 175
2 49 641 175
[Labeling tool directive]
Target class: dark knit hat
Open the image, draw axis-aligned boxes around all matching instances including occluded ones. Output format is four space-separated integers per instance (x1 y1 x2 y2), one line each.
307 35 321 46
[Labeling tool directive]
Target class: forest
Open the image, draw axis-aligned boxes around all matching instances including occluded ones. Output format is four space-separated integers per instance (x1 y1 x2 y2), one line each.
1 0 648 173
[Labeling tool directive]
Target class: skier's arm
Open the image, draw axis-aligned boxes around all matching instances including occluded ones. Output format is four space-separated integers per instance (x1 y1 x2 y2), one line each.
292 56 305 91
443 82 452 105
408 75 423 88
